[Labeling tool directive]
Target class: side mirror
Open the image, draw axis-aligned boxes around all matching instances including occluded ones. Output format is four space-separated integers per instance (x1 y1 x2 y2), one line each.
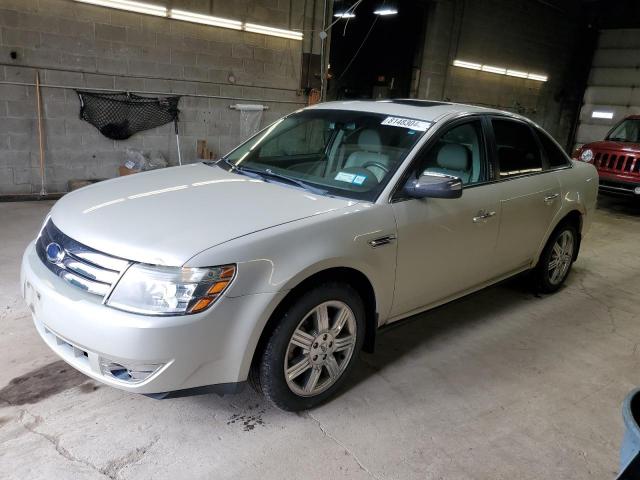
403 172 463 199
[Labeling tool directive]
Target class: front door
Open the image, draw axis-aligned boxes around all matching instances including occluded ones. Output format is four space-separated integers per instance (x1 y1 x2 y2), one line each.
389 118 501 318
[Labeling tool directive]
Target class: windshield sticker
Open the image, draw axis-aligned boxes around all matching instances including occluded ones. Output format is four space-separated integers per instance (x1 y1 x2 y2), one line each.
335 172 369 185
335 172 357 183
381 116 431 131
353 175 367 185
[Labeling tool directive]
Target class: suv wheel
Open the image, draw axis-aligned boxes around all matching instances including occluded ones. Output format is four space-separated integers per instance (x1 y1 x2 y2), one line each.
252 282 365 411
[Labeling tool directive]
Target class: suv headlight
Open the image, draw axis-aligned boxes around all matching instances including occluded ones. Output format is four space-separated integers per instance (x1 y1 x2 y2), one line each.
106 264 235 315
580 148 594 162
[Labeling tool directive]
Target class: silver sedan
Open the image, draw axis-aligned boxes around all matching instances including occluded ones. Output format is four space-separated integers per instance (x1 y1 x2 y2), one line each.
21 100 598 411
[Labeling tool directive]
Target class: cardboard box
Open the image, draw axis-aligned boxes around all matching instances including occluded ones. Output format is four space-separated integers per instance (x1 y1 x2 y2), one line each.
118 166 139 176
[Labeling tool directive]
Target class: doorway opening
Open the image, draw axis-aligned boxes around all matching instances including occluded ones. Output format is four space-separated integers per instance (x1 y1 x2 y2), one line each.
327 0 427 100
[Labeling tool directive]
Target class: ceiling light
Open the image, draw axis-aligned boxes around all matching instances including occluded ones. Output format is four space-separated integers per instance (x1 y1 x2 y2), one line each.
334 11 356 18
453 60 482 70
170 9 242 30
453 59 548 82
506 69 528 78
527 73 548 82
74 0 166 16
592 111 614 119
481 65 506 75
243 23 303 40
374 7 398 15
374 1 398 15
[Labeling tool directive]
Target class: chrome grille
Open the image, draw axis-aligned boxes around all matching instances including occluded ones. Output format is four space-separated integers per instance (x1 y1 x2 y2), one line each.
36 219 130 298
594 151 640 176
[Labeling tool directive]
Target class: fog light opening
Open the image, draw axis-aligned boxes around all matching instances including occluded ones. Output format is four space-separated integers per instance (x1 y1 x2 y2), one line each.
634 187 640 195
100 358 163 383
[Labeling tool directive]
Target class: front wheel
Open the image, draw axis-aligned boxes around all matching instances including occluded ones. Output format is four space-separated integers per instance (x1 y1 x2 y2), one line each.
251 283 365 411
533 223 578 293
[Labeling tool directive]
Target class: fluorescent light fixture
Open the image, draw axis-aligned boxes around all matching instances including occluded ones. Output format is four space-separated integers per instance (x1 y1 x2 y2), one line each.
75 0 302 40
453 60 482 70
453 59 548 82
527 73 548 82
334 11 356 18
592 111 614 119
481 65 506 75
506 69 528 78
374 7 398 15
170 9 242 30
74 0 166 16
244 23 303 40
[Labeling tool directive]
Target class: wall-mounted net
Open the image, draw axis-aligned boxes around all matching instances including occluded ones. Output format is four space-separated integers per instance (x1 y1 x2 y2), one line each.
76 91 181 140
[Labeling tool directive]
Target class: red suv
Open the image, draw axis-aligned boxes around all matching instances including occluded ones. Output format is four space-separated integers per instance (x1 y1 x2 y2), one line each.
574 115 640 197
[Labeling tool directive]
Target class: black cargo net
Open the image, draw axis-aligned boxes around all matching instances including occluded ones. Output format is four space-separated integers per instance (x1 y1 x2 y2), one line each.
76 91 180 140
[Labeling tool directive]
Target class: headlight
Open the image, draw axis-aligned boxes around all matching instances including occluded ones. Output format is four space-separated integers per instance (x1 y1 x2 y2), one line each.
106 264 235 315
580 148 594 162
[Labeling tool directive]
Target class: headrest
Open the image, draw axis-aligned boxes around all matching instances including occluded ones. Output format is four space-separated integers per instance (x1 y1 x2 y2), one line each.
437 144 470 171
358 129 382 152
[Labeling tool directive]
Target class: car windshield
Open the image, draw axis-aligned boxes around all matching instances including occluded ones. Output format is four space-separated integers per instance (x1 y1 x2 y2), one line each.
216 109 430 201
607 118 640 143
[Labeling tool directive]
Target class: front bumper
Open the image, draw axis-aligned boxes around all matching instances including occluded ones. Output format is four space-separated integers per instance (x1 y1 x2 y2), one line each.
21 241 283 395
597 172 640 197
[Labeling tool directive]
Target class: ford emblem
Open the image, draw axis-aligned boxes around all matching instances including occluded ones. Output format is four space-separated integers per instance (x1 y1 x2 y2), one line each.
45 242 65 263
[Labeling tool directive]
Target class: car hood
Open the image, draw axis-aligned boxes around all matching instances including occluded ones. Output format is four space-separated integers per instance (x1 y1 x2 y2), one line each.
50 163 357 266
584 140 640 153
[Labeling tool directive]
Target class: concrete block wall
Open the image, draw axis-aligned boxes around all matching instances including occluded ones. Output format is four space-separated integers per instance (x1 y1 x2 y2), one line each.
0 0 322 194
418 0 584 148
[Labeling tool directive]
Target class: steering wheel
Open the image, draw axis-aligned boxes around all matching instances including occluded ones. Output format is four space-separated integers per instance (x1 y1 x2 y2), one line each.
361 161 390 176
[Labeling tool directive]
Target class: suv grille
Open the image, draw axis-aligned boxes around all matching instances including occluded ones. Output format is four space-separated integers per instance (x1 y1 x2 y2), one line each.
36 219 130 298
594 151 640 176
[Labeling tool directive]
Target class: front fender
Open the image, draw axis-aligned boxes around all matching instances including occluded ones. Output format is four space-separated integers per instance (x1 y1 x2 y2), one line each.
184 203 398 379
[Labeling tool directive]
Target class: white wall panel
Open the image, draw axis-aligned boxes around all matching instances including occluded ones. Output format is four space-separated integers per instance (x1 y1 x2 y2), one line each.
575 28 640 147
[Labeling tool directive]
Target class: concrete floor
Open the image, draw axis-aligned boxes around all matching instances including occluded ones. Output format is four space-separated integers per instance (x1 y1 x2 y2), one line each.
0 197 639 480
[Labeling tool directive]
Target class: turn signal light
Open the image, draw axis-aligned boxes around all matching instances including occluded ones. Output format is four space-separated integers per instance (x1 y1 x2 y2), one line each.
187 265 236 313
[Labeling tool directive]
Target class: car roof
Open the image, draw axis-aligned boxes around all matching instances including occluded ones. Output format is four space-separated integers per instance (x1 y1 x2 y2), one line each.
305 99 526 124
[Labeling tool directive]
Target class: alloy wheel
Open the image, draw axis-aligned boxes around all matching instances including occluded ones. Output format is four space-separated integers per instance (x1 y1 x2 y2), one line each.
284 300 357 397
548 230 574 285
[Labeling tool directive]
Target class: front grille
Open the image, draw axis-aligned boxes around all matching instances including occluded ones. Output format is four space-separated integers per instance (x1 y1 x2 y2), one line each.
36 219 130 298
593 151 640 176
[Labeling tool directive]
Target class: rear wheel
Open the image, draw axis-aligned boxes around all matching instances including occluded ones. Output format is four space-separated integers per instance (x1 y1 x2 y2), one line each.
533 223 578 293
251 283 364 411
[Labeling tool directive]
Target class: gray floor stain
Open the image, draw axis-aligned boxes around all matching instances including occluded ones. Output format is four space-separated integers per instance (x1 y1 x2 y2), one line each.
226 404 266 431
0 360 87 406
78 382 100 393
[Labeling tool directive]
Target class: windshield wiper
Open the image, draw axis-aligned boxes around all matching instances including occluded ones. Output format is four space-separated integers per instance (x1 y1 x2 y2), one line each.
219 158 328 195
231 165 327 195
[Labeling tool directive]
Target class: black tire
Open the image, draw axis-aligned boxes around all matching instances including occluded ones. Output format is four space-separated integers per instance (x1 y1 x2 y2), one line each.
533 222 578 293
251 282 365 411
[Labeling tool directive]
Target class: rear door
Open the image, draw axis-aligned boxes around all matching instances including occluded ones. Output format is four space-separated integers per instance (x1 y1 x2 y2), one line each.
489 117 562 274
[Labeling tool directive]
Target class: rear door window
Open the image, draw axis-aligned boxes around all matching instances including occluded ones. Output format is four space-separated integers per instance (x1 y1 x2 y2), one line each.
492 119 543 178
536 129 571 168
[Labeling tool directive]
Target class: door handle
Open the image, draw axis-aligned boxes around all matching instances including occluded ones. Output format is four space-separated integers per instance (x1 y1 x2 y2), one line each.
544 193 560 203
473 210 496 223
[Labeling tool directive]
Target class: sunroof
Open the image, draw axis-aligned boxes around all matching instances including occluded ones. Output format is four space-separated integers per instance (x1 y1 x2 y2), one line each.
385 99 450 107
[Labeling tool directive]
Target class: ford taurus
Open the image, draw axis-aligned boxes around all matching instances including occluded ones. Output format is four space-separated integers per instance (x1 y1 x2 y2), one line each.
21 100 598 411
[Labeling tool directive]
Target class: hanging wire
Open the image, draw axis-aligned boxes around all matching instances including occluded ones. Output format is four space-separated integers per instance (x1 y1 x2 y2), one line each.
294 0 365 33
336 14 379 81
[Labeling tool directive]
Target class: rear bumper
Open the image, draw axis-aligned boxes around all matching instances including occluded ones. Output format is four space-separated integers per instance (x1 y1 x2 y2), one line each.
21 241 284 395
